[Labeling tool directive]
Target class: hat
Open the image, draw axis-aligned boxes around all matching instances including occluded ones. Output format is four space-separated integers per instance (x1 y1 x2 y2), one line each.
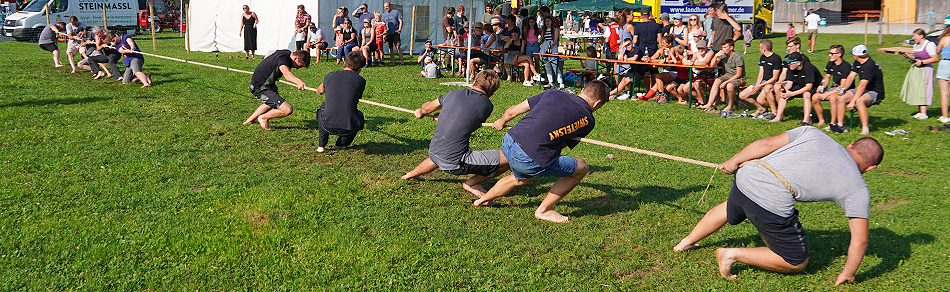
672 13 683 20
641 7 651 15
424 56 432 63
660 13 669 21
784 52 804 63
851 44 869 56
475 22 484 30
691 29 704 37
425 39 432 44
490 18 502 25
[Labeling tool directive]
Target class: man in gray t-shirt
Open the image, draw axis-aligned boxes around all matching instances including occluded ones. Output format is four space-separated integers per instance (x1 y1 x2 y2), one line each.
402 70 507 199
674 126 883 286
38 22 66 68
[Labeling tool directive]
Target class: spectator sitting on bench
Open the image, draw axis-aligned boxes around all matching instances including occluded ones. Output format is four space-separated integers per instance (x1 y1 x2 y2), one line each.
575 46 599 87
698 40 745 116
303 22 327 63
677 30 716 105
811 44 853 129
768 52 822 124
640 34 684 104
832 45 885 135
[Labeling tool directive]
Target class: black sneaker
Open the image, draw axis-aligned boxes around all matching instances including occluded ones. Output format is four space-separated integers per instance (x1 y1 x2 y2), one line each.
829 124 845 133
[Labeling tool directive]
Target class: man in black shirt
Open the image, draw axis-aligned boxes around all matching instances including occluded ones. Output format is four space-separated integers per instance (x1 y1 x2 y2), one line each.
811 44 853 128
739 40 782 119
243 49 310 130
834 45 885 135
315 51 366 153
632 8 661 57
768 52 821 124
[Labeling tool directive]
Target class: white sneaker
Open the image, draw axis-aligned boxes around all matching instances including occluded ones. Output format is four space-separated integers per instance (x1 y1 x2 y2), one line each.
938 116 950 123
523 80 534 86
532 74 541 81
912 112 929 120
616 93 630 100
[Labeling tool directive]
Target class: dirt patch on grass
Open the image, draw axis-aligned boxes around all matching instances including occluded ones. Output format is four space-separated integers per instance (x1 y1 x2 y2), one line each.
248 212 270 225
873 199 913 211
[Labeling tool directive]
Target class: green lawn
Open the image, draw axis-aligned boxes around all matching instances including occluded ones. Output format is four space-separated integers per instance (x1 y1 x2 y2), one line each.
0 32 947 291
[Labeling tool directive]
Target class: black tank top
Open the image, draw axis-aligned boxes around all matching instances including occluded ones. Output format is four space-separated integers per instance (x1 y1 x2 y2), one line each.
243 15 255 25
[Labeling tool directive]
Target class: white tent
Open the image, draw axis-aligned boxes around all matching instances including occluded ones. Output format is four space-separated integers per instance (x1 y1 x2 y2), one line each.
189 0 468 55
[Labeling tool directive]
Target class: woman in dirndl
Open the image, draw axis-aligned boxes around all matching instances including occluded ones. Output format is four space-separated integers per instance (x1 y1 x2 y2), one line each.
901 28 940 120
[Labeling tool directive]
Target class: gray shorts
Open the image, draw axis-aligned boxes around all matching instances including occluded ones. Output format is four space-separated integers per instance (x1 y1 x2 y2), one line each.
249 84 285 109
848 89 882 106
442 149 501 177
122 58 144 83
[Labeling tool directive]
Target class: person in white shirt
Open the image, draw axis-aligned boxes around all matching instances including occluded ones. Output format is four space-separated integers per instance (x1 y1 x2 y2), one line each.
304 23 327 63
804 9 821 53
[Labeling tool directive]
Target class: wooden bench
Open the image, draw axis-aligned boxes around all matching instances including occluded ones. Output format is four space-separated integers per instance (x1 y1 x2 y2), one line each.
490 62 525 82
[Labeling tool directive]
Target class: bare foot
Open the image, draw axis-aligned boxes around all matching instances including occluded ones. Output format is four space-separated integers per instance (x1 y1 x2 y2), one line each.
769 116 782 122
472 198 500 207
93 72 105 79
716 248 739 279
70 70 77 73
141 84 151 88
257 116 270 130
814 122 826 127
462 182 488 198
535 210 570 223
673 238 700 252
55 64 64 68
859 128 869 135
317 147 325 153
400 174 424 181
677 100 688 105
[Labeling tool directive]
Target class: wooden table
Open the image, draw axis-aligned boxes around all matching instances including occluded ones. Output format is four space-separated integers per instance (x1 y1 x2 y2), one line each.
536 52 715 108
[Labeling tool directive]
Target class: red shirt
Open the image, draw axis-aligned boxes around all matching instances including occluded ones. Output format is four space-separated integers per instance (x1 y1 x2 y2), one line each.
296 13 311 26
608 23 620 53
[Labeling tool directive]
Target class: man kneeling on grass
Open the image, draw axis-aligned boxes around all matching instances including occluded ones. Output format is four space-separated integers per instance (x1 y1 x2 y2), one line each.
402 70 507 198
315 51 367 153
673 126 883 285
243 49 310 130
474 81 609 223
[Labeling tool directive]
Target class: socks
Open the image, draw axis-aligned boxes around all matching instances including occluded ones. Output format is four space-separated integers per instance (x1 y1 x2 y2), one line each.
641 89 657 101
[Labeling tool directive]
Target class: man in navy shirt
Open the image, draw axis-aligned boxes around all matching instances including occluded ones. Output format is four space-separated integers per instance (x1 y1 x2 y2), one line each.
475 81 610 223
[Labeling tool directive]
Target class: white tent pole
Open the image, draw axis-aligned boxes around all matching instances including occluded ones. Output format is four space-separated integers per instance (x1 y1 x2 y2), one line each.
466 0 474 83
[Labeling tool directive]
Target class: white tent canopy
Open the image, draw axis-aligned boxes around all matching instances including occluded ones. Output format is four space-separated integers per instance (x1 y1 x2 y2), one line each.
190 0 464 55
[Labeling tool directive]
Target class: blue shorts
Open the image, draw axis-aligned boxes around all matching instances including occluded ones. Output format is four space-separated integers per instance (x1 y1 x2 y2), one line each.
937 59 950 81
525 42 541 56
502 133 577 180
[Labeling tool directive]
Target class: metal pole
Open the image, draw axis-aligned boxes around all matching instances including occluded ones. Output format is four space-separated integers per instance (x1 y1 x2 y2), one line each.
411 6 416 57
150 4 157 51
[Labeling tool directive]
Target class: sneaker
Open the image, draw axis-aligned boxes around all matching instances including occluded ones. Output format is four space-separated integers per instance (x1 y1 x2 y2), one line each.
885 129 910 135
938 116 950 123
740 109 749 117
532 74 541 81
829 124 845 133
523 80 534 86
721 110 741 118
760 112 776 120
656 95 668 104
912 112 929 120
616 93 630 100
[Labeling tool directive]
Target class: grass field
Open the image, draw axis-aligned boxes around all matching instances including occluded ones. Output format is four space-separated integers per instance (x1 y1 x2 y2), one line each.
0 31 948 291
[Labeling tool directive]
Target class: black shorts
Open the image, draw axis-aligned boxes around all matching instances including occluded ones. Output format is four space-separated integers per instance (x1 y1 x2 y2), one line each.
295 40 306 51
40 42 59 52
249 84 285 110
385 33 401 45
726 180 808 265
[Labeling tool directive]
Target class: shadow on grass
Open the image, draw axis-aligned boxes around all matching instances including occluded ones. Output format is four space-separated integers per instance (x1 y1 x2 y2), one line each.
703 228 934 282
363 116 430 155
0 95 152 108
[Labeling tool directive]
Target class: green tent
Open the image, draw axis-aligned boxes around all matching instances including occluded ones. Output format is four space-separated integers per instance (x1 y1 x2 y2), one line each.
553 0 650 12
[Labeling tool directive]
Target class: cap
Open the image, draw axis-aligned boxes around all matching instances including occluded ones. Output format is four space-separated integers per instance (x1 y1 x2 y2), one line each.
672 13 683 20
425 39 432 44
424 56 432 63
641 7 651 15
784 52 804 63
691 28 704 36
851 44 869 56
660 13 669 21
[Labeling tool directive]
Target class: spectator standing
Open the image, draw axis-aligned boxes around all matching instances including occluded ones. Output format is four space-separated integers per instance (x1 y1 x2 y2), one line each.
353 3 374 25
239 5 259 59
804 10 821 53
295 5 311 32
442 7 456 43
670 13 687 47
742 24 752 54
382 2 405 65
373 11 387 64
659 13 672 36
935 25 950 123
454 5 468 35
900 28 940 120
481 3 493 24
708 2 741 52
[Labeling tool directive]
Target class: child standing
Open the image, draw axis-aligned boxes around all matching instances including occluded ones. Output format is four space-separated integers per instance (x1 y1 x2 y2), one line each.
786 23 795 52
743 24 753 54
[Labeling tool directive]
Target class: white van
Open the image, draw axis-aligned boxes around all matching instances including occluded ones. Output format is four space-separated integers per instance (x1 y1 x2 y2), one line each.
3 0 138 41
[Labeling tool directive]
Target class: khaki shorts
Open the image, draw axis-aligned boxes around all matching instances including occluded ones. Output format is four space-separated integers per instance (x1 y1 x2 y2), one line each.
806 29 818 41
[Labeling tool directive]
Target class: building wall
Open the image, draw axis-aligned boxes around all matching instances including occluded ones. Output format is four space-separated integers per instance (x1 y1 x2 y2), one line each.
773 0 842 24
916 0 950 25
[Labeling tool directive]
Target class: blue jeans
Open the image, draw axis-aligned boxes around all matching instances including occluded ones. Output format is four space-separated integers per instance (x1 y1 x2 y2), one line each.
502 133 577 180
339 42 358 61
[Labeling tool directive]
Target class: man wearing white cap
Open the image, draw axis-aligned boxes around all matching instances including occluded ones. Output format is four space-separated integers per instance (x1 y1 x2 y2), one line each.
832 45 885 135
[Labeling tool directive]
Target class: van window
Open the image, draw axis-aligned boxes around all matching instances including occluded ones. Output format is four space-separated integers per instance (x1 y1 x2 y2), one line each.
22 0 67 13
